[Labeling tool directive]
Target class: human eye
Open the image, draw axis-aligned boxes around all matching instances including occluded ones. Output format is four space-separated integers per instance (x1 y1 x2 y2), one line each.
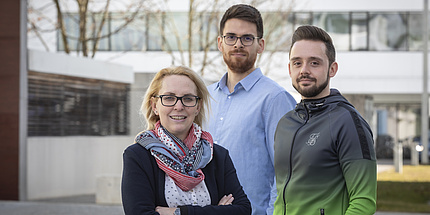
162 95 176 101
183 96 196 102
225 35 236 41
310 61 320 66
243 35 254 42
292 61 301 67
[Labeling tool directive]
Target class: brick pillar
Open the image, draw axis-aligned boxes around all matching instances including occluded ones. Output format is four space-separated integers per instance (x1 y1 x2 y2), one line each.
0 0 27 200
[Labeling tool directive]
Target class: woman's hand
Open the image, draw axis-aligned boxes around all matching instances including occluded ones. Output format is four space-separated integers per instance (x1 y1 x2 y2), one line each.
155 194 234 214
218 194 234 205
155 206 176 215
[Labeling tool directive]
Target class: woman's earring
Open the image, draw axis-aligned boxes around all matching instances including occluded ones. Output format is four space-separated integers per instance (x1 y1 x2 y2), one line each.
154 110 158 114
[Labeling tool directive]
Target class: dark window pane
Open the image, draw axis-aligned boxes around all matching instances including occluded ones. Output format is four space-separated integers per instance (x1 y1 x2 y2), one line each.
28 71 129 136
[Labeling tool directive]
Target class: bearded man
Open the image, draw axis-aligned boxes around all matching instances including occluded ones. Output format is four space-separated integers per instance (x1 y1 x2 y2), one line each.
206 4 296 215
273 25 377 215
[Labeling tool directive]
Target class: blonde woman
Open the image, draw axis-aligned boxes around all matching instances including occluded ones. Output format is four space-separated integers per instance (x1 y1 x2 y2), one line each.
121 66 251 215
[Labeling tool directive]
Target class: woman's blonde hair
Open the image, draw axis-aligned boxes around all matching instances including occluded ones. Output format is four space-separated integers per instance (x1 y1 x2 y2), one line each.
141 66 210 130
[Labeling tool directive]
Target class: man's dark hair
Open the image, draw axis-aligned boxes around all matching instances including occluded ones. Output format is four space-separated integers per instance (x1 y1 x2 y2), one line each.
219 4 263 38
290 25 336 66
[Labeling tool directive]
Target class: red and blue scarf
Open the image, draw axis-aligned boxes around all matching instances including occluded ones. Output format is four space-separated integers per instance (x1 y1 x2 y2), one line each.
135 121 213 191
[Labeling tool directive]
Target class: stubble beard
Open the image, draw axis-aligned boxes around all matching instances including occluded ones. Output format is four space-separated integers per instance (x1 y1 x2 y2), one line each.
223 50 256 74
294 72 329 98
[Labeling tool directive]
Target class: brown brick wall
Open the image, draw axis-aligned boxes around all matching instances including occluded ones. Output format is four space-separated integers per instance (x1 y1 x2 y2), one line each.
0 0 22 200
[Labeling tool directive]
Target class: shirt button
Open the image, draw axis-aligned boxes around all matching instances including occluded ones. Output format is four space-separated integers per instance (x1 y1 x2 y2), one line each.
228 96 231 99
220 117 223 121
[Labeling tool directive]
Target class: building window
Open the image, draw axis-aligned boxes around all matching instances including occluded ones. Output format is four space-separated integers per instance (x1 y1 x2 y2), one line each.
369 12 408 51
408 12 427 51
58 11 430 52
351 12 369 51
111 12 146 51
28 71 129 136
147 12 164 51
199 12 219 51
262 12 293 51
313 12 350 51
58 13 110 52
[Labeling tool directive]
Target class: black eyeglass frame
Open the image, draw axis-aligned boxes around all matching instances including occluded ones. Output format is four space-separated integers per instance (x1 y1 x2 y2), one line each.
154 95 200 107
221 35 261 46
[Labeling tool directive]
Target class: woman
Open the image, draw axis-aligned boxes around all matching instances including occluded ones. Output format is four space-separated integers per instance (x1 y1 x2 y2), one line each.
121 66 251 215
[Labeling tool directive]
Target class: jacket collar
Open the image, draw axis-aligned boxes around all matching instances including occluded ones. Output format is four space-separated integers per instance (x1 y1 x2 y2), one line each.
295 89 349 116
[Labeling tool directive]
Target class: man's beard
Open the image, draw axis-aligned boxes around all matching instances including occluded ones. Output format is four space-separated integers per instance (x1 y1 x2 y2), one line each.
293 72 329 98
223 50 256 74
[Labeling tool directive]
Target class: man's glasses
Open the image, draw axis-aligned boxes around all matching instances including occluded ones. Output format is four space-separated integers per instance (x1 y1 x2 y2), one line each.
222 35 260 46
154 95 200 107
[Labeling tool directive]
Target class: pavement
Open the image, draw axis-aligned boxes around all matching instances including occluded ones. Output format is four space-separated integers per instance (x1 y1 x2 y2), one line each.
0 160 428 215
1 200 429 215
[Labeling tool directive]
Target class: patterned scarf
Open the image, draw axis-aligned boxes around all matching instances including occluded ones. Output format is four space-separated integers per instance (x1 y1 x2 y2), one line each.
135 121 213 191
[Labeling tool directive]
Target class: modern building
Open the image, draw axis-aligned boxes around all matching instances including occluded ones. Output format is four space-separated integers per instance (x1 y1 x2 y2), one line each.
1 0 429 202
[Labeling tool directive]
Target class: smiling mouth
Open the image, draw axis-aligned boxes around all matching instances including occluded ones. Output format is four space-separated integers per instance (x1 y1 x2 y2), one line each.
170 116 186 120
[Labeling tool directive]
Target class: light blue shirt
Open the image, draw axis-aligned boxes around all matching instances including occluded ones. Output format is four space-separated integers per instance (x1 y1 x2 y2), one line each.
206 68 296 215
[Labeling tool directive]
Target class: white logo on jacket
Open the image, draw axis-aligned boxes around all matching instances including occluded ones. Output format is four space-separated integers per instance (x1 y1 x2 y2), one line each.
306 132 320 146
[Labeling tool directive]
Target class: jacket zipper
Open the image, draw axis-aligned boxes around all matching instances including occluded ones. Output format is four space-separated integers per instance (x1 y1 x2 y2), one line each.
282 105 309 215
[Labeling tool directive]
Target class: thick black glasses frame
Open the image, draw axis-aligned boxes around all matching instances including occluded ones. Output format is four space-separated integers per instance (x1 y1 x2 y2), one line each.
154 95 199 107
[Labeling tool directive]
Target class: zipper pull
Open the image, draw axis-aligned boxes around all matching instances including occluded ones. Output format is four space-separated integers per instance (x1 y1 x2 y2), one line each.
320 208 324 215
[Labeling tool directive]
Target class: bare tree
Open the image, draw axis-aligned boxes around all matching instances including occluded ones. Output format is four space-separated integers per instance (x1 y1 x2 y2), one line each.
28 0 295 79
28 0 145 58
152 0 295 78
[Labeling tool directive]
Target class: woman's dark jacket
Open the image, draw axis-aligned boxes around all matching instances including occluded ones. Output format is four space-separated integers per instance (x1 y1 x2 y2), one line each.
121 142 251 215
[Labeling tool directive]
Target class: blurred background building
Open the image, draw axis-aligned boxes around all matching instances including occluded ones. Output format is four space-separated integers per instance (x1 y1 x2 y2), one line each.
1 0 429 203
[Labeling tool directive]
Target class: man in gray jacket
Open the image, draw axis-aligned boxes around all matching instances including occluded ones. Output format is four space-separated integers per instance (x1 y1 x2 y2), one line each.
273 25 377 215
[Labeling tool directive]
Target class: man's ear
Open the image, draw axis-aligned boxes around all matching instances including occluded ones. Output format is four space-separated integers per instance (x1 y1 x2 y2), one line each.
288 62 292 76
257 38 265 54
217 36 223 52
329 62 338 78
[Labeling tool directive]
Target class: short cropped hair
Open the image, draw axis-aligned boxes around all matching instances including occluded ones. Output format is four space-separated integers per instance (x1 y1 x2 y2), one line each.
219 4 264 38
290 25 336 66
141 66 209 130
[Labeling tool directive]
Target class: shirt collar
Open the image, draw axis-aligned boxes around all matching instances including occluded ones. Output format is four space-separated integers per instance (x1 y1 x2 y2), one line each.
215 68 263 92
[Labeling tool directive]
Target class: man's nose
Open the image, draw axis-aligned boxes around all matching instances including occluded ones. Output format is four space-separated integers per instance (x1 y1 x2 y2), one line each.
234 37 244 48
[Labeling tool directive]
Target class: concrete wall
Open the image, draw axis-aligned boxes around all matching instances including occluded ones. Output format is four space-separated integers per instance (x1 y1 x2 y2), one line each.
129 73 156 136
26 50 136 201
27 136 132 200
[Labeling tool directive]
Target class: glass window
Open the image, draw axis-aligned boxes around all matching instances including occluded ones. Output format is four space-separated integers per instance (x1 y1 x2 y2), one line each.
147 13 164 51
110 13 146 51
58 13 109 52
408 12 430 51
294 12 312 29
262 12 293 51
313 12 350 51
28 71 129 136
409 12 423 51
164 12 192 51
58 13 79 51
199 12 219 51
86 13 110 51
351 12 368 51
369 12 408 51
